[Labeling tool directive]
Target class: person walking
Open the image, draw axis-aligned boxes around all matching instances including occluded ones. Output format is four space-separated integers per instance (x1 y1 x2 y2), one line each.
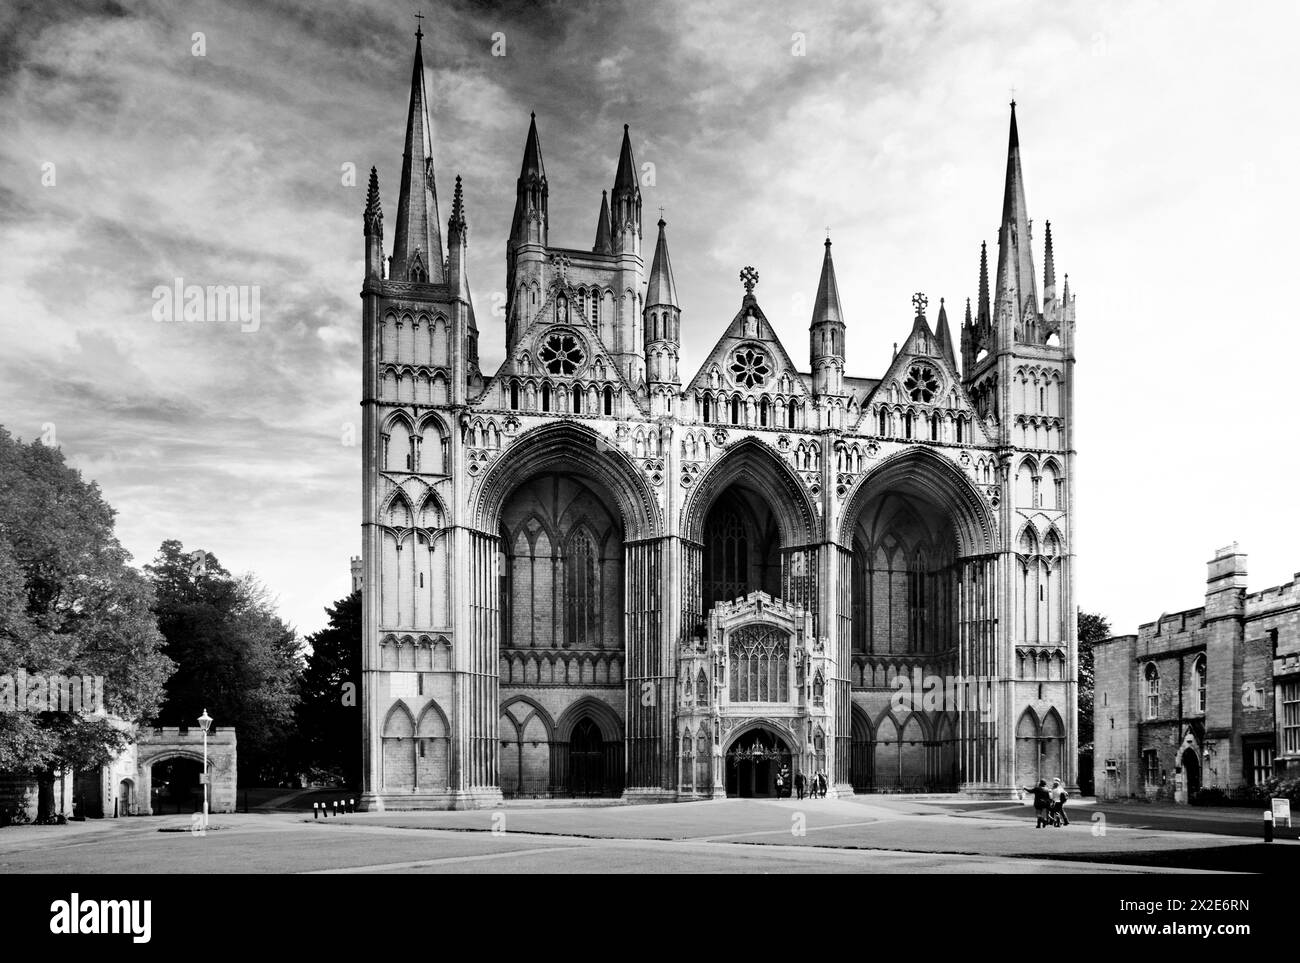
1049 778 1070 826
794 770 806 800
816 769 827 799
1020 779 1053 828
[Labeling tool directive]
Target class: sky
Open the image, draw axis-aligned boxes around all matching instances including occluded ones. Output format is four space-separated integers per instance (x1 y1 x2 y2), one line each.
1 0 1297 640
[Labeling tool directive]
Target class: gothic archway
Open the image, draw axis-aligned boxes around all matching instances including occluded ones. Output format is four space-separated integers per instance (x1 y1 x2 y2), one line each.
723 725 794 798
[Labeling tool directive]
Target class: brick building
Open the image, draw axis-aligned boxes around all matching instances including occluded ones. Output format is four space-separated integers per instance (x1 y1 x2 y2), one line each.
358 30 1080 809
1093 544 1300 802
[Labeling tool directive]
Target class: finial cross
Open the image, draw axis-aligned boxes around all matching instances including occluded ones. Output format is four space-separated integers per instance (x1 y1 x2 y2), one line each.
740 266 759 295
414 11 425 38
912 291 928 317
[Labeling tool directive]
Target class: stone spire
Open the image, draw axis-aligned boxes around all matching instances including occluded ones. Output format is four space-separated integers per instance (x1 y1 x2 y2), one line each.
363 166 384 281
645 217 678 308
1042 219 1056 306
593 190 613 255
509 112 548 247
610 125 642 254
390 28 445 284
993 101 1038 329
935 297 958 370
810 237 844 326
977 239 991 327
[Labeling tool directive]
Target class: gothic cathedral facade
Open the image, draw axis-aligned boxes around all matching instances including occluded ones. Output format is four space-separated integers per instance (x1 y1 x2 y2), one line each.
358 32 1078 809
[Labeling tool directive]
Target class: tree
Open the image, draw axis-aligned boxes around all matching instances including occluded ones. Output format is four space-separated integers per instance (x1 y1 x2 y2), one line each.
293 591 362 787
1077 610 1111 748
0 428 173 817
145 540 303 785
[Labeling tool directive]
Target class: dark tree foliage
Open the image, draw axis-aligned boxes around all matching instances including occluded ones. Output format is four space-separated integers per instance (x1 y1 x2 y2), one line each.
0 428 173 811
145 540 303 785
1077 610 1111 749
293 591 362 787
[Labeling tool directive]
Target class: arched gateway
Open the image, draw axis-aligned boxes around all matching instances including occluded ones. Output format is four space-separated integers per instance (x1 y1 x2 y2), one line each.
356 32 1078 810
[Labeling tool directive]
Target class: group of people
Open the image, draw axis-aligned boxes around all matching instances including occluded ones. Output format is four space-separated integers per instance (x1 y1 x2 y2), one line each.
1020 778 1071 828
776 768 827 800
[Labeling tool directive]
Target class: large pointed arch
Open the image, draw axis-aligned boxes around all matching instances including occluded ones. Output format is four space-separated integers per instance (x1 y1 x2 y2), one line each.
838 447 998 555
474 421 660 540
682 437 819 545
554 695 623 744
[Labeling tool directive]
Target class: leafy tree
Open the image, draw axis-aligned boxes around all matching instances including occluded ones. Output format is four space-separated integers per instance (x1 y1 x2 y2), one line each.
0 428 173 815
145 540 303 785
293 591 362 787
1077 610 1111 748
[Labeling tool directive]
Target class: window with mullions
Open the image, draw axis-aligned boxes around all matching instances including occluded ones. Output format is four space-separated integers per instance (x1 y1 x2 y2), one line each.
703 507 748 608
1142 749 1159 786
1144 663 1160 720
728 626 789 702
1283 681 1300 755
565 529 600 647
1195 654 1207 714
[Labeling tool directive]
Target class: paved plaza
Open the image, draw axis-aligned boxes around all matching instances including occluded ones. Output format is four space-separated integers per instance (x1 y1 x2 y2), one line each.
0 795 1292 874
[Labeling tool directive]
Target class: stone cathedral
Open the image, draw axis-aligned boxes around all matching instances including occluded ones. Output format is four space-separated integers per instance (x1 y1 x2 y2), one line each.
357 31 1078 809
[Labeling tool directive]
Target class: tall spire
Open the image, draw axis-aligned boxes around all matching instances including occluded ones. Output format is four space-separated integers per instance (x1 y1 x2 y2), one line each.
610 124 641 254
935 297 957 370
520 112 545 181
449 174 466 235
811 237 844 326
645 216 678 307
993 101 1037 326
1042 218 1056 304
509 112 548 247
977 239 991 326
613 124 637 193
593 190 613 254
390 29 445 283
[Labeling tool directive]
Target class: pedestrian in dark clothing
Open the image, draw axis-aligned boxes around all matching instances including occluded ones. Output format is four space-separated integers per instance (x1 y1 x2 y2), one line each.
1020 779 1053 828
816 770 827 798
794 771 806 800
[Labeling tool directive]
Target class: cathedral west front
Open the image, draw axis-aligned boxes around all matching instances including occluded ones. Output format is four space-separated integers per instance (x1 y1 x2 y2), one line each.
358 30 1078 809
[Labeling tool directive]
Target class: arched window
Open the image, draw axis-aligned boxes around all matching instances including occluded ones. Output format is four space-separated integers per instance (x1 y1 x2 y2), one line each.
702 395 711 422
788 402 797 429
1145 663 1160 720
541 382 551 412
1195 655 1207 714
573 386 583 414
878 409 888 437
904 411 914 439
759 397 769 427
929 416 939 441
727 625 789 702
566 529 599 647
603 386 613 415
956 417 964 443
730 396 740 425
703 506 748 608
510 381 519 410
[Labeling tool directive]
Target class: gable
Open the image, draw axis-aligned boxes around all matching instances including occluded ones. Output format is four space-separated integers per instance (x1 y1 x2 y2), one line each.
684 296 813 427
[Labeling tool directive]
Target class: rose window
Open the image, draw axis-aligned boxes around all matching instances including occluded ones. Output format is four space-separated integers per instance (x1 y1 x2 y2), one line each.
540 334 584 376
730 347 770 388
904 365 939 402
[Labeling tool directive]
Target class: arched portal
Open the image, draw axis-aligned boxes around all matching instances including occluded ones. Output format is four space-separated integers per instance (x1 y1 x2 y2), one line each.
724 726 794 798
1181 747 1201 795
840 449 997 657
683 439 819 632
149 756 204 815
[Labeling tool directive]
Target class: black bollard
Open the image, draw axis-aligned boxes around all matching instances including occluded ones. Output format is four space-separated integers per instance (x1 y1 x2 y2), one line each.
312 802 319 820
1264 809 1274 843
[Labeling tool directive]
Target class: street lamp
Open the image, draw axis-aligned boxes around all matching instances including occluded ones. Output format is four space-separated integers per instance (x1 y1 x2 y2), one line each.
198 709 212 829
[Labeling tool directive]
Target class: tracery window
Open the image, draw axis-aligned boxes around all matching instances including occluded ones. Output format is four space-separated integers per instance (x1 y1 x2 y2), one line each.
730 347 770 388
566 528 599 647
905 365 939 402
703 507 748 607
540 334 584 375
728 625 790 702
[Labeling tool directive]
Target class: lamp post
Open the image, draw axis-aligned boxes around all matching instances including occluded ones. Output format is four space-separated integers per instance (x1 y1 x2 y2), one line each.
198 709 212 829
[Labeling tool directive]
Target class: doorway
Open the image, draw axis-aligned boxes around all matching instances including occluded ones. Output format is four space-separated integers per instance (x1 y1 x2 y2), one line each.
725 728 793 798
568 718 605 796
1181 748 1201 796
